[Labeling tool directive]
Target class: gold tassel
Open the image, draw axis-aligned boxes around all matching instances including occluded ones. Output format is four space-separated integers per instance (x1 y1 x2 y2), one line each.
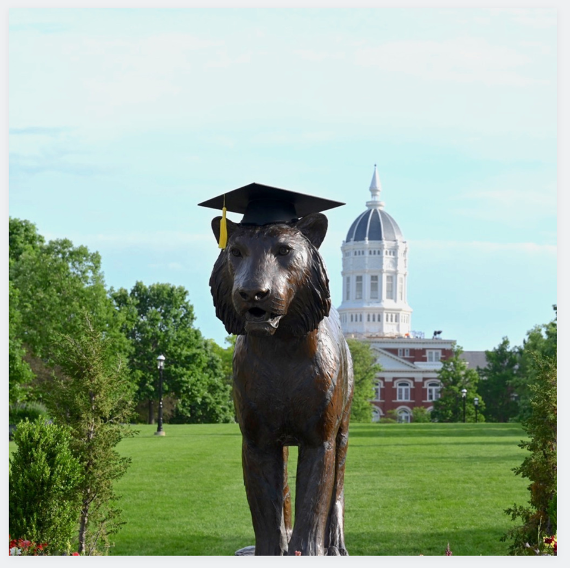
219 196 228 249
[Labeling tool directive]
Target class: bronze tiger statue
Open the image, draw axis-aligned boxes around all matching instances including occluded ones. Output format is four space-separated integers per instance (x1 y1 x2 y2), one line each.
208 211 354 556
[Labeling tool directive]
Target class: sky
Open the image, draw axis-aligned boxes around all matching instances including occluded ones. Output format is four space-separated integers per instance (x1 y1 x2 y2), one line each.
8 6 559 353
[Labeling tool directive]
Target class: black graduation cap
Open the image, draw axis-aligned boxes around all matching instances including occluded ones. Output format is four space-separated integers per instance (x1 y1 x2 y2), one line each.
198 182 344 226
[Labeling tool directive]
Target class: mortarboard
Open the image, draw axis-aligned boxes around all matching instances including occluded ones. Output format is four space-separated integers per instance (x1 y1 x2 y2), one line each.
198 182 344 248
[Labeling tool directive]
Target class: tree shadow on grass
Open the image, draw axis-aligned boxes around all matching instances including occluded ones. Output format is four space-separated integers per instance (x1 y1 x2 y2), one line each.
345 527 511 556
349 425 524 439
112 527 511 556
112 533 255 556
349 440 523 449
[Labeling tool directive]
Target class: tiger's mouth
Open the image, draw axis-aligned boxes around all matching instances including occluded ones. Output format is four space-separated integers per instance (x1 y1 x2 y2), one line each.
245 307 284 335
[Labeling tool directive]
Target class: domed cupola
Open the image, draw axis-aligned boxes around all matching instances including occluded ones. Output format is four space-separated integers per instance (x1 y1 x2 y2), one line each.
346 165 404 242
338 165 412 339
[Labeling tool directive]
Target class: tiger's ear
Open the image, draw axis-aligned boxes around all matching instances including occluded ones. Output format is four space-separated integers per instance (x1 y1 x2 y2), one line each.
212 217 238 246
295 213 328 249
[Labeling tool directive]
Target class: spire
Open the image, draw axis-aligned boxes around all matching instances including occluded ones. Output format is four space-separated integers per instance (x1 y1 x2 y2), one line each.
367 164 385 210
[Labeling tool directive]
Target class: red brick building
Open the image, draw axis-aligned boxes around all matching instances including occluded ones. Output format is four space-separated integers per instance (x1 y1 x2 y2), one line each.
338 167 467 422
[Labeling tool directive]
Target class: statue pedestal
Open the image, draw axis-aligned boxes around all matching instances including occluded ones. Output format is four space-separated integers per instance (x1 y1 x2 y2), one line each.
235 546 255 556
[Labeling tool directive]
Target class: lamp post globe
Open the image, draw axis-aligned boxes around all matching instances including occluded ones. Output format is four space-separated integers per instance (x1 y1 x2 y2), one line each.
474 397 479 424
461 389 467 423
155 355 166 436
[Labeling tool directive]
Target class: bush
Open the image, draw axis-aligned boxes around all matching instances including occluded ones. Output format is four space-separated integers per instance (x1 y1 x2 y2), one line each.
502 354 556 554
9 401 50 424
9 419 83 553
412 407 432 423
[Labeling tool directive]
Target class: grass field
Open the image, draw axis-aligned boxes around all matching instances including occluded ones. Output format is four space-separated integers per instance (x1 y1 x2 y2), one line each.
99 422 529 556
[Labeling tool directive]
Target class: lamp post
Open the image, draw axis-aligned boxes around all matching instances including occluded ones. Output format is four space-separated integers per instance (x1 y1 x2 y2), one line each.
155 355 166 436
461 388 467 423
474 397 479 423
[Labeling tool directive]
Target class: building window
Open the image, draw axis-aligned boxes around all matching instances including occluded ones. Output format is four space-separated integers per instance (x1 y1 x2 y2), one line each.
345 277 350 301
373 380 383 401
397 408 412 423
398 276 404 301
356 276 363 299
386 275 394 299
367 313 370 322
372 314 376 322
350 314 353 322
427 350 442 362
359 314 362 322
398 348 410 357
396 381 412 401
370 275 379 299
427 381 441 401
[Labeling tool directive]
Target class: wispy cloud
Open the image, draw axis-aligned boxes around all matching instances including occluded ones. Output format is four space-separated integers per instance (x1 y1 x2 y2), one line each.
411 239 556 255
353 37 545 86
9 22 69 34
499 8 557 29
60 231 215 252
10 127 71 137
10 152 109 177
250 130 336 145
452 185 556 229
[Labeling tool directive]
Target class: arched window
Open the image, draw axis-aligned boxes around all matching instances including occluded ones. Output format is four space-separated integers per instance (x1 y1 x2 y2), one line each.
427 381 441 401
373 380 383 401
397 407 412 423
372 407 381 423
395 380 412 401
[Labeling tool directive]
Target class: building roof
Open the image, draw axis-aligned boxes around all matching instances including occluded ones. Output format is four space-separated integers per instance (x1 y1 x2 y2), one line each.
345 165 404 242
460 351 488 370
346 207 403 242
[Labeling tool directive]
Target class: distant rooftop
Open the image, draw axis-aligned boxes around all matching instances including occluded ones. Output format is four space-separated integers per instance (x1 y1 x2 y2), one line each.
460 351 488 370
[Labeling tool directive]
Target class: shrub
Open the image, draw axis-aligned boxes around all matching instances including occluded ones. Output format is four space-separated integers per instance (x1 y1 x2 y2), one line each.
41 314 137 555
9 419 83 553
412 407 432 423
9 401 50 423
502 354 556 554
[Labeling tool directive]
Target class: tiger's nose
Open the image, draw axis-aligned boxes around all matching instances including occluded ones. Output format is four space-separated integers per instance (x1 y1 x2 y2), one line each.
238 288 270 302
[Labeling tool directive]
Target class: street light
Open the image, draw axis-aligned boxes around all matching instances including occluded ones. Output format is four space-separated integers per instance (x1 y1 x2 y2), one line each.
474 397 479 423
461 389 467 423
155 355 166 436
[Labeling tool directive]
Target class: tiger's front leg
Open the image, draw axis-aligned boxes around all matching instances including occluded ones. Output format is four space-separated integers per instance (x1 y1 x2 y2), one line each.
242 439 288 556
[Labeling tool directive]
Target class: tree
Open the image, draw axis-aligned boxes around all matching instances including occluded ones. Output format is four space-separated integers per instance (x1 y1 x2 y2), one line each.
9 217 45 263
9 281 34 404
112 282 233 424
210 335 236 387
502 353 557 554
41 314 136 555
9 419 83 553
9 219 46 404
510 306 557 422
478 337 521 422
346 339 381 422
170 338 234 424
431 345 485 423
11 237 128 362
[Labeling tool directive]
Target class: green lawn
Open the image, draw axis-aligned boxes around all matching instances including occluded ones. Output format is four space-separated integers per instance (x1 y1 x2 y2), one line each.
104 422 528 556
